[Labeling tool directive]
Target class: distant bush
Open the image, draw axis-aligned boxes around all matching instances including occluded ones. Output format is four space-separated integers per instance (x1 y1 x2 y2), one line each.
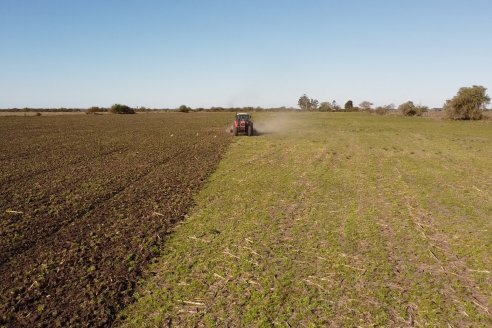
4 107 81 112
375 107 388 115
359 101 373 112
318 102 333 112
178 105 191 113
86 106 106 114
399 101 427 116
109 104 135 114
445 85 490 120
399 101 416 116
318 101 340 112
35 112 42 116
417 105 429 115
374 104 395 115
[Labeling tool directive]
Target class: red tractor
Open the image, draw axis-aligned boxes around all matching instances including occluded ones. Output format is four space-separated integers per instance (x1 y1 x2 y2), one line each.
232 112 254 136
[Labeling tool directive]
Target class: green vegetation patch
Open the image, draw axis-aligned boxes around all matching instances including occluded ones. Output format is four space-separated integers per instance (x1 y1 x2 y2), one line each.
121 113 492 327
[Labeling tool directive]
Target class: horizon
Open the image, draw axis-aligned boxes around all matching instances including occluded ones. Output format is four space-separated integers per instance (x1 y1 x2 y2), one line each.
0 105 479 111
1 0 491 109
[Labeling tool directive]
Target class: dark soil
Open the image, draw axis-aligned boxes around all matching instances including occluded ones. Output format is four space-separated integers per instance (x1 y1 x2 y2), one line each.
0 113 232 327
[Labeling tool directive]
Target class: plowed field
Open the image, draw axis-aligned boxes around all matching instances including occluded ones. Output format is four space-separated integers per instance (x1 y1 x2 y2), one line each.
0 113 232 327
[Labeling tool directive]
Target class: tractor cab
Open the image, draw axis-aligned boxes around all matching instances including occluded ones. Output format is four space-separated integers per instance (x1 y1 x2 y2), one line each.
236 113 251 122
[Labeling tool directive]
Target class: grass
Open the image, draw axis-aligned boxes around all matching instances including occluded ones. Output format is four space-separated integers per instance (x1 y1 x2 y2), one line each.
120 112 492 327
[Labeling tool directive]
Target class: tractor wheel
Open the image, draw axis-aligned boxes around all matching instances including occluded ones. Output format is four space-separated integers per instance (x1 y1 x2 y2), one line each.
247 125 253 136
233 127 238 136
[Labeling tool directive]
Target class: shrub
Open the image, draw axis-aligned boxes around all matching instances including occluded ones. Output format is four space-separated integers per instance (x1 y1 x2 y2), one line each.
86 106 105 114
374 104 395 115
445 85 490 120
318 101 340 112
375 107 389 115
109 104 135 114
178 105 191 113
416 105 429 115
399 101 416 116
35 112 42 116
359 101 373 112
319 102 333 112
399 101 427 116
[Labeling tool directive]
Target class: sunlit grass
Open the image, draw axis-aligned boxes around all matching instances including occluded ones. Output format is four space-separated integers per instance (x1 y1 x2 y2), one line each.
120 112 492 327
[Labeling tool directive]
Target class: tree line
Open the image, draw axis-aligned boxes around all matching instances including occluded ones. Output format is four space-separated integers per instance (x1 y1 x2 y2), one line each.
2 85 489 120
298 85 490 120
2 105 300 114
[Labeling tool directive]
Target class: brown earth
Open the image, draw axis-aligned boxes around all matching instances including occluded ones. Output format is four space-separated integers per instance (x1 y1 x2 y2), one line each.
0 113 232 327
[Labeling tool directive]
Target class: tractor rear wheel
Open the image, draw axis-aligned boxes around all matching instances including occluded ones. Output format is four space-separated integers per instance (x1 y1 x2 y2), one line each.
247 125 253 136
233 127 238 136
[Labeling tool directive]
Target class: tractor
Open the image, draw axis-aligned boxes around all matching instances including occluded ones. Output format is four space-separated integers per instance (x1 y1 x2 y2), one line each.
231 112 254 136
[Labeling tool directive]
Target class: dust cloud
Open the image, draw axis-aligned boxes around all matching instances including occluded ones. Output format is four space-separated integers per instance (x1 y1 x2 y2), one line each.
225 112 298 135
252 113 297 135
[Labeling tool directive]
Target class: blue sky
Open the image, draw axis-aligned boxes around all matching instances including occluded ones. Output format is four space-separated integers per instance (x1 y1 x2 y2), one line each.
1 0 491 108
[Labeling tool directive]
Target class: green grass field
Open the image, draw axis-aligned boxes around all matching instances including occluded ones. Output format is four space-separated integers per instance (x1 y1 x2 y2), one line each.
120 112 491 327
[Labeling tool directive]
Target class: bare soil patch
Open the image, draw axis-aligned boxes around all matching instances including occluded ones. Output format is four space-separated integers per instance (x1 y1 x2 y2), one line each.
0 113 232 327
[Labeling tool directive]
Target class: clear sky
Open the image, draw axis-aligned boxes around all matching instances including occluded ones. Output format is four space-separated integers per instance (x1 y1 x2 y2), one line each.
1 0 491 108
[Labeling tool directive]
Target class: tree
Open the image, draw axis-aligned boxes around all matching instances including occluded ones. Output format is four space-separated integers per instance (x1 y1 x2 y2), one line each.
359 101 373 111
331 100 341 111
344 100 354 111
445 85 490 120
298 94 318 111
298 94 310 110
310 99 319 110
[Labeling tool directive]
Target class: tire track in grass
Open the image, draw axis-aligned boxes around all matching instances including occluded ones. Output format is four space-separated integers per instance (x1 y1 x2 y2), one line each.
303 145 409 326
351 130 492 325
383 161 492 323
120 116 396 326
